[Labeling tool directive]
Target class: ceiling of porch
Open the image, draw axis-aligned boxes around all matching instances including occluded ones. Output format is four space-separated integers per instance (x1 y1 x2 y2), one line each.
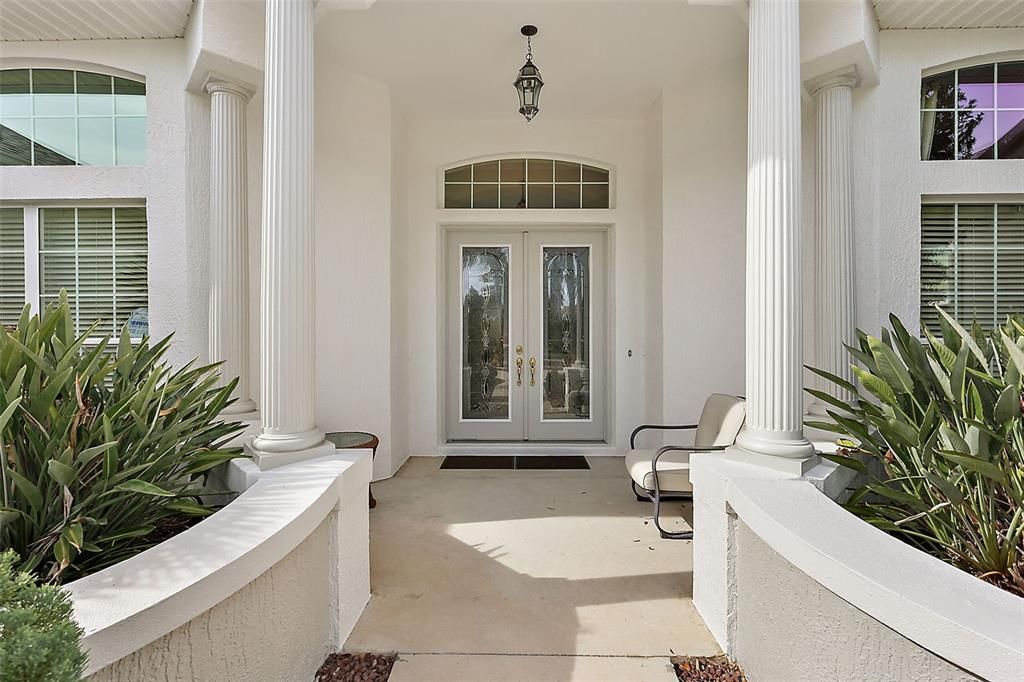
0 0 194 41
872 0 1024 29
316 0 748 120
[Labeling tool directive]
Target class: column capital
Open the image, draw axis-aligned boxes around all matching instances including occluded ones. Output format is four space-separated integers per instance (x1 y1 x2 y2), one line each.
205 78 255 101
805 66 859 97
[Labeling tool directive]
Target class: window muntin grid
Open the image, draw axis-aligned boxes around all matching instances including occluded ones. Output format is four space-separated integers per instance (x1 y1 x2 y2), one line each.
921 61 1024 160
444 159 610 209
0 68 146 166
37 206 149 338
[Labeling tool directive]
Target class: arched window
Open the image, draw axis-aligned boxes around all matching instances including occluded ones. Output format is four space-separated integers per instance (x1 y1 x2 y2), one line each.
921 60 1024 160
0 68 146 166
444 158 610 209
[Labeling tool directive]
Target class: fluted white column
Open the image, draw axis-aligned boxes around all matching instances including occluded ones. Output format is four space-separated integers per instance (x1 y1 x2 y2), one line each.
251 0 324 454
207 81 257 417
731 0 815 464
809 71 858 414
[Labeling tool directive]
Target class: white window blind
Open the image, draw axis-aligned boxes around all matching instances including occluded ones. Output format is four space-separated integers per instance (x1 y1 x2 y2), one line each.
38 206 148 337
0 207 25 325
921 202 1024 331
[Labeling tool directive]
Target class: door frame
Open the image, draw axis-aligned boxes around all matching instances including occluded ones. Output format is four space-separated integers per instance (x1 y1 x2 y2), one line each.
440 222 613 444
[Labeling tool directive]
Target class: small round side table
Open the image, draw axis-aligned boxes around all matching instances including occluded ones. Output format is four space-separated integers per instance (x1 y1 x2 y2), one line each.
325 431 379 508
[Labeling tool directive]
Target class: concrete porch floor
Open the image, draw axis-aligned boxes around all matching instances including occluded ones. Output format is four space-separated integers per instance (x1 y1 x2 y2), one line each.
343 456 720 681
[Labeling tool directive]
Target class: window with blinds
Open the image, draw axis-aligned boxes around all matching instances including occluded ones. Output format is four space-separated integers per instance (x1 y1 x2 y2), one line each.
0 208 25 326
38 206 148 337
921 202 1024 331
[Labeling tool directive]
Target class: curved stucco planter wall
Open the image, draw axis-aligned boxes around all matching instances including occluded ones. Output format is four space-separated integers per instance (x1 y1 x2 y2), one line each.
725 477 1024 682
66 452 371 682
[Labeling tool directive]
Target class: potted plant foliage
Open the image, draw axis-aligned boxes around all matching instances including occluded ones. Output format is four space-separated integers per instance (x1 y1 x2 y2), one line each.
0 293 243 583
808 308 1023 596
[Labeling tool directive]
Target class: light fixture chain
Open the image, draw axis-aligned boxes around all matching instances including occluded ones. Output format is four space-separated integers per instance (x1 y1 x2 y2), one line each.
526 35 533 61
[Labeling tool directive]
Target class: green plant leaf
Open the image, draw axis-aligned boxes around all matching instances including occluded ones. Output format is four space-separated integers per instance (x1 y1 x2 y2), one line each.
936 449 1007 483
8 469 43 511
0 394 23 430
924 472 965 505
805 365 857 394
47 459 77 488
113 480 176 497
937 306 987 366
165 500 215 516
103 526 155 542
993 385 1020 425
821 453 867 474
62 522 84 550
853 366 897 405
950 344 969 405
869 336 914 394
76 441 118 465
1001 330 1024 377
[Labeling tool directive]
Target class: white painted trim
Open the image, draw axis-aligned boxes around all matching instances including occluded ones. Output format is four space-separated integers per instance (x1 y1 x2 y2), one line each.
66 451 372 675
726 477 1024 682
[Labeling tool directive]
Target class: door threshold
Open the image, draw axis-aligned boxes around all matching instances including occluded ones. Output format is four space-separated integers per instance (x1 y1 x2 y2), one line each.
440 442 618 456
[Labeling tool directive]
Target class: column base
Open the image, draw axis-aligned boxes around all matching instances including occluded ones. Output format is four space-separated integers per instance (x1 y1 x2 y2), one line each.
724 440 819 473
245 438 336 471
223 398 259 416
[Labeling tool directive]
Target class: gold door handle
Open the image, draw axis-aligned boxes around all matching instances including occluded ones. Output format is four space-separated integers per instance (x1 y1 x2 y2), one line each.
529 357 537 386
516 357 523 386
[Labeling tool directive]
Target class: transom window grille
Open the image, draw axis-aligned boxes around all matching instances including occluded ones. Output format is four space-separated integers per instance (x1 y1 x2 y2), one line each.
921 61 1024 160
0 68 146 167
0 205 149 338
444 159 610 209
921 203 1023 331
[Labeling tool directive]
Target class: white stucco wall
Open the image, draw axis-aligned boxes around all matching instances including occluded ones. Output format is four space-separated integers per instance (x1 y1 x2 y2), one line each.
90 519 335 682
312 66 396 479
856 28 1024 333
0 40 207 370
659 60 749 422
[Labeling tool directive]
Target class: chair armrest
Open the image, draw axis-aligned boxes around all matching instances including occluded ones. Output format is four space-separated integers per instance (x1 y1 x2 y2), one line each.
649 445 728 499
629 424 699 450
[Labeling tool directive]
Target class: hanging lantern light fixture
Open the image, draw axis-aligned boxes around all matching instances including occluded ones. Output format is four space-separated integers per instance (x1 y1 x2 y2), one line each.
514 25 544 123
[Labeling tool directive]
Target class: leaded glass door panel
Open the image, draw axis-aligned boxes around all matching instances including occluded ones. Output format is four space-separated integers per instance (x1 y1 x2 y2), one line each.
447 233 525 440
526 231 605 441
446 229 605 442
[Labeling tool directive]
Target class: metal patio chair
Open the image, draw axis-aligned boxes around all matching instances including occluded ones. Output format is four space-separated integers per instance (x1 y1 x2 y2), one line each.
626 394 746 539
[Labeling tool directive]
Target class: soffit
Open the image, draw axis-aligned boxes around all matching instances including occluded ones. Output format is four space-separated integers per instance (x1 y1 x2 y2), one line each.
0 0 194 41
872 0 1024 29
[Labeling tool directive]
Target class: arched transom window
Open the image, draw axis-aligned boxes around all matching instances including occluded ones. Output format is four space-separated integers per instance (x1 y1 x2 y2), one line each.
444 158 610 209
0 68 146 167
921 60 1024 160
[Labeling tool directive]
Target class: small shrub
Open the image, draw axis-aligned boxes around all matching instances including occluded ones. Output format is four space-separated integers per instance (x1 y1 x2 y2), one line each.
0 294 243 583
0 549 87 682
809 308 1024 596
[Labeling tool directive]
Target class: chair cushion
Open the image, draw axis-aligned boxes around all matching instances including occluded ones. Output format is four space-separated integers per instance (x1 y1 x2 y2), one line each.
694 394 747 448
626 448 693 493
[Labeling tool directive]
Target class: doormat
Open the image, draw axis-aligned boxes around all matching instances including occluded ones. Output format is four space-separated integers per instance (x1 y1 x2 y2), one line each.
440 455 590 470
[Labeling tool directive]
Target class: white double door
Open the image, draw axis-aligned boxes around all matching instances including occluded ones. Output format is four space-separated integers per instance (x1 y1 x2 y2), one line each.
447 229 605 442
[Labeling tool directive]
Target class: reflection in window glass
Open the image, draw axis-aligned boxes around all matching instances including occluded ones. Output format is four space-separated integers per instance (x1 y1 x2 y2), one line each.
0 68 146 166
921 61 1024 160
443 158 610 209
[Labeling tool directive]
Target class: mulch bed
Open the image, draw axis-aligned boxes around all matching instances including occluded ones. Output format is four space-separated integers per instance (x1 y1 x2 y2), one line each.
671 655 747 682
316 653 397 682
